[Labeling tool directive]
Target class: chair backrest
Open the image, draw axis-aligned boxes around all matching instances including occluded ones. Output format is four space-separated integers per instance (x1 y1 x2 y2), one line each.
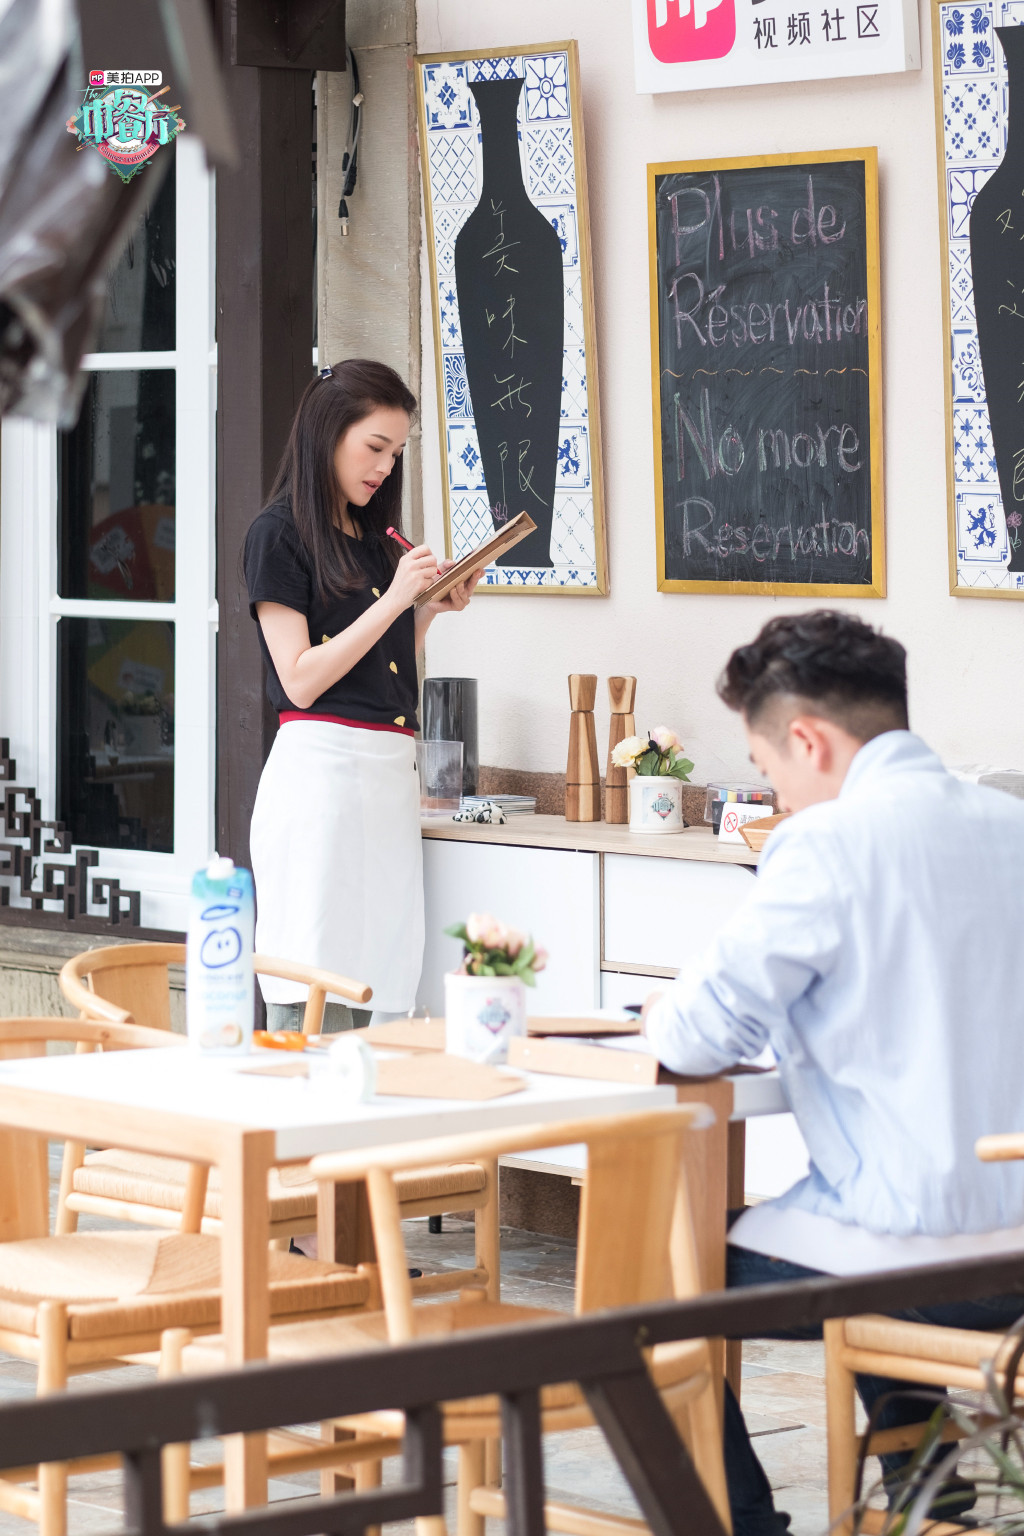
252 954 373 1031
59 942 184 1031
60 943 372 1035
310 1104 709 1342
0 1017 184 1242
576 1113 699 1312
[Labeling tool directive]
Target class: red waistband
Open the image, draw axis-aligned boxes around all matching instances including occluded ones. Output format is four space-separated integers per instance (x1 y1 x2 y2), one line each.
279 711 415 737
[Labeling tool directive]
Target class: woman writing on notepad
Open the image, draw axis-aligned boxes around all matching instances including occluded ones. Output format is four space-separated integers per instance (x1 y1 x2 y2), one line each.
244 359 482 1031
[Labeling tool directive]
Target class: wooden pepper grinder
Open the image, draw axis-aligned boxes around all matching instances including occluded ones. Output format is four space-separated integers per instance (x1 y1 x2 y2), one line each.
604 675 637 824
565 674 600 822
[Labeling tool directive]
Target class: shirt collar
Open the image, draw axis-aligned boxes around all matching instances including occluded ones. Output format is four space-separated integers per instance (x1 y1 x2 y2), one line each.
839 730 946 799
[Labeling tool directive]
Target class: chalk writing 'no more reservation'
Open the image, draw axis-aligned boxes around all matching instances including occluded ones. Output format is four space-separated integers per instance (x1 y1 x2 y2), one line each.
673 387 862 481
671 277 868 350
678 499 871 562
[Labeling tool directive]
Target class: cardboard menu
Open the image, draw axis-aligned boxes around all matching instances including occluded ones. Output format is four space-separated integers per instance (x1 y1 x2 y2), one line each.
507 1035 659 1086
241 1043 526 1099
414 511 537 607
363 1017 640 1051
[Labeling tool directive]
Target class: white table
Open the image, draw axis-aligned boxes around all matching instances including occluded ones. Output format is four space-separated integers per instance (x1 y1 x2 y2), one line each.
503 1067 790 1177
0 1046 675 1507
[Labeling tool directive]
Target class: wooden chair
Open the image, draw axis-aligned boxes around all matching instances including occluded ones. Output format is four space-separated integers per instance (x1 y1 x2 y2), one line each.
825 1132 1024 1536
0 1016 373 1536
172 1105 731 1536
57 941 500 1297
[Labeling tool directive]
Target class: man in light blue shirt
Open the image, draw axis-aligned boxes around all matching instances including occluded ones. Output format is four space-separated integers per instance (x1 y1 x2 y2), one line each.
644 610 1024 1536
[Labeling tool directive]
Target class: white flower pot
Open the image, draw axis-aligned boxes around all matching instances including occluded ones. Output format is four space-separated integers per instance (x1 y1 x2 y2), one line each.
445 972 527 1064
629 775 685 834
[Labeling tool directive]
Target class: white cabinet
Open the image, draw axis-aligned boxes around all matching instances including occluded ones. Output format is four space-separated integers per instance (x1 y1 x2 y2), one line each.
419 840 599 1017
603 854 755 970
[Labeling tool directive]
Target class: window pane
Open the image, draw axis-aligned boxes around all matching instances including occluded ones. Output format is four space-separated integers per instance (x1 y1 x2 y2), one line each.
58 369 176 601
95 145 176 352
58 618 174 855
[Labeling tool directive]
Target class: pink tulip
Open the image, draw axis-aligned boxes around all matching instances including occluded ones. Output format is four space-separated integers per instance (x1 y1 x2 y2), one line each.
532 947 549 973
505 927 526 958
650 726 681 753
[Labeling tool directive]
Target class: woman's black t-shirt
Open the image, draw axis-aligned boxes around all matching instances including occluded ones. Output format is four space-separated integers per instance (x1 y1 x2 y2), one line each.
244 499 419 731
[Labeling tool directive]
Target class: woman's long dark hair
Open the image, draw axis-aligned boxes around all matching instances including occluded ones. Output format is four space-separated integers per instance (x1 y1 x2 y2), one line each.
266 358 417 601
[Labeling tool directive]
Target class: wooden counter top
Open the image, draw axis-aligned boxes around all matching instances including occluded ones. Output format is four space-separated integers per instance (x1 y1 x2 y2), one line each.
421 814 759 865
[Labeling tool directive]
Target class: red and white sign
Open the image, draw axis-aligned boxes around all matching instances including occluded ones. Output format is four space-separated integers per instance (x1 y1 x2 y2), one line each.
633 0 919 92
647 0 736 63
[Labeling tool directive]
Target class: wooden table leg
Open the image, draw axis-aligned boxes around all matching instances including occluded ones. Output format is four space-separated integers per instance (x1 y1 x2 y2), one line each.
314 1176 377 1495
672 1078 735 1411
318 1175 376 1264
220 1129 275 1510
725 1120 747 1401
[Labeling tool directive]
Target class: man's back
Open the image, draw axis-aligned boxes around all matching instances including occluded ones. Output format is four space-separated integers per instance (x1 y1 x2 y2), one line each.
646 730 1024 1248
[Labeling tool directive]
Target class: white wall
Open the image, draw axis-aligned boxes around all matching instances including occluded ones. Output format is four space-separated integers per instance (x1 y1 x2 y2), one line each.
417 0 1023 783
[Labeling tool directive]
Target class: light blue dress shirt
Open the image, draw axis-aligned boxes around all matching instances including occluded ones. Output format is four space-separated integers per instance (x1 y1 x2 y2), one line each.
646 731 1024 1265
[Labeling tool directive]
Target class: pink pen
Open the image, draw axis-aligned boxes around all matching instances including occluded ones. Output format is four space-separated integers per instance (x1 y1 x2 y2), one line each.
386 526 414 551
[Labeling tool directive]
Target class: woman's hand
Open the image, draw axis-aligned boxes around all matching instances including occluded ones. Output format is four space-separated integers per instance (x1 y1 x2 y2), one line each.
384 544 438 613
422 562 485 616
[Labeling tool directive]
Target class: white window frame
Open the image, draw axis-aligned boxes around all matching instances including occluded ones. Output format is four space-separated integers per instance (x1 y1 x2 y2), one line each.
0 135 217 933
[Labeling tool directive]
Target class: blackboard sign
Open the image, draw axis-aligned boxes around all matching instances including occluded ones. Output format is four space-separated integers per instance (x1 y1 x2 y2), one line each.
648 151 884 596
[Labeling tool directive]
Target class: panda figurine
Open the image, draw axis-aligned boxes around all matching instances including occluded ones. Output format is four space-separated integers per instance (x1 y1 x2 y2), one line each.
452 801 507 825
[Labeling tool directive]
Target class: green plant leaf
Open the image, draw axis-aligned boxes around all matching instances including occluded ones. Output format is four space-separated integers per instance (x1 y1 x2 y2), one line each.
635 750 659 776
444 922 469 941
521 969 537 987
492 961 514 975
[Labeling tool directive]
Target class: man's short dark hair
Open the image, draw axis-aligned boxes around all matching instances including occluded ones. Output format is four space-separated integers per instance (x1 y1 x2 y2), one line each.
717 611 909 742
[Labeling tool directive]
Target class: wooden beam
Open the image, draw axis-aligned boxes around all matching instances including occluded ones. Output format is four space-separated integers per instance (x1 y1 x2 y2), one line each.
215 27 314 867
231 0 347 69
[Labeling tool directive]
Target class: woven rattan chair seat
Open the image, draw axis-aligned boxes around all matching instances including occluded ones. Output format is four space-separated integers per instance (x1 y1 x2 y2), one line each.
75 1150 486 1222
182 1303 710 1423
0 1230 369 1339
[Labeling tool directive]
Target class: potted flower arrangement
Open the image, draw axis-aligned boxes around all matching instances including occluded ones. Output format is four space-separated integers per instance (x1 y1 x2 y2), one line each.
120 690 171 757
443 913 548 1063
611 727 694 834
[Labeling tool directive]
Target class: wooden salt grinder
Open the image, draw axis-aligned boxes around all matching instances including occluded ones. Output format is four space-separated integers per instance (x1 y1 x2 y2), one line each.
604 675 637 824
565 673 600 822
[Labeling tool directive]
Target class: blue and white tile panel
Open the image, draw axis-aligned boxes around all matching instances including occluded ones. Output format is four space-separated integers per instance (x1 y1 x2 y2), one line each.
940 2 1024 587
422 50 599 590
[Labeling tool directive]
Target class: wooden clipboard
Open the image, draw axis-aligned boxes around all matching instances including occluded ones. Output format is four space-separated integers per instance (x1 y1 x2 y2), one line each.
414 511 537 607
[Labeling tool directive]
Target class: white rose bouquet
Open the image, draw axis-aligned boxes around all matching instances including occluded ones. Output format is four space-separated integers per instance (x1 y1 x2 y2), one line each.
444 912 548 986
611 727 694 781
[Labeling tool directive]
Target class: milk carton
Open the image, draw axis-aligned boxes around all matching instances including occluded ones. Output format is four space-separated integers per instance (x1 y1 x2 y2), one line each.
185 856 255 1053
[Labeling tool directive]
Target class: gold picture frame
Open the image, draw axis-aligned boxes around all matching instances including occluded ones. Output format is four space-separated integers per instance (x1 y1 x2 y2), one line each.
648 148 885 597
415 40 608 596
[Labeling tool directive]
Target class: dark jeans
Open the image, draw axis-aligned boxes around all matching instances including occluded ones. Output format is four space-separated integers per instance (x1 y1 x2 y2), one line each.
724 1240 1024 1536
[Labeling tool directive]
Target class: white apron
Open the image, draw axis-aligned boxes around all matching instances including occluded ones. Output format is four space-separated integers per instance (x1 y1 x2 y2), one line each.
250 720 424 1011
